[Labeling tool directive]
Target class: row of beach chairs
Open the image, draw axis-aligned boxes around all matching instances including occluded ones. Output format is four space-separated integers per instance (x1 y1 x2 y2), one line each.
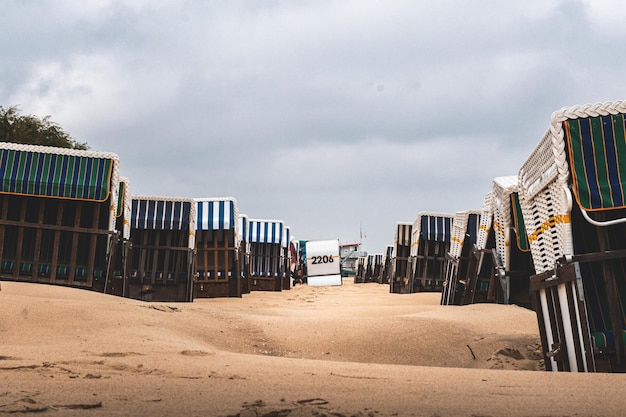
0 142 295 302
385 100 626 373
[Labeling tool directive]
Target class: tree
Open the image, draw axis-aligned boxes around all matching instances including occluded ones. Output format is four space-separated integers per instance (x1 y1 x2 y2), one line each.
0 105 88 150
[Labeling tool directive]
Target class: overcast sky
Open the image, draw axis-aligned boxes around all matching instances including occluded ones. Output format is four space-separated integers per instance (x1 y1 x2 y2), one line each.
2 0 626 253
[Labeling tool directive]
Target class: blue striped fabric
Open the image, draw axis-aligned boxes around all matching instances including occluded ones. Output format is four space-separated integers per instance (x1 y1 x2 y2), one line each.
467 213 480 245
196 199 236 230
395 223 412 246
131 198 191 230
282 227 290 248
420 215 453 242
248 220 283 244
239 215 248 243
250 242 279 277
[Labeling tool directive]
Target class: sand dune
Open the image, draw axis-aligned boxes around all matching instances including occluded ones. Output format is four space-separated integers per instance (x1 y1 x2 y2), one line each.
1 280 623 416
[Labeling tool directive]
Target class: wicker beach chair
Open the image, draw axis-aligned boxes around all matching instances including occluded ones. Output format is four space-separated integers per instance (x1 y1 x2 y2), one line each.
128 196 196 302
519 100 626 372
441 209 481 306
247 218 284 291
459 192 499 305
381 245 393 284
409 212 454 293
0 143 120 291
491 176 535 307
193 198 241 298
371 253 384 283
390 222 413 293
353 255 367 284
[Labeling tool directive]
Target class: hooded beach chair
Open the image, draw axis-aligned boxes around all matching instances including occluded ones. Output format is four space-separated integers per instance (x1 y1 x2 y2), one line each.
459 192 500 305
381 245 394 285
491 176 535 308
127 195 196 302
519 100 626 372
441 209 481 306
371 253 384 283
0 142 120 291
193 197 241 298
409 212 454 292
247 218 284 291
390 222 413 293
353 255 367 283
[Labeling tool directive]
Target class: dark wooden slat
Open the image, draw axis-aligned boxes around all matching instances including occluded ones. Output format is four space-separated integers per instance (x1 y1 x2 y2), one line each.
86 203 100 287
68 203 82 284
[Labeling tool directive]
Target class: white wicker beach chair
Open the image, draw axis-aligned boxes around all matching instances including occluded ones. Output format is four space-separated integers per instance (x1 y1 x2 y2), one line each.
519 100 626 372
441 209 481 305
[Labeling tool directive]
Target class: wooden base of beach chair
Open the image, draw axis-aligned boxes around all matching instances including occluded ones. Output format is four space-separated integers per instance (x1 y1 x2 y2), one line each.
250 276 282 291
194 230 241 298
390 256 411 294
248 243 283 292
194 281 231 298
127 229 193 302
0 194 113 291
411 240 449 293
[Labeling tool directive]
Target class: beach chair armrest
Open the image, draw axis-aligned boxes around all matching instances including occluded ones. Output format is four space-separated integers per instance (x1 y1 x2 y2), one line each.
579 207 626 227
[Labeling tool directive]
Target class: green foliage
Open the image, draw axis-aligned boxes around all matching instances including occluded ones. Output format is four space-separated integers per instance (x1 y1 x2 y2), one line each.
0 105 88 150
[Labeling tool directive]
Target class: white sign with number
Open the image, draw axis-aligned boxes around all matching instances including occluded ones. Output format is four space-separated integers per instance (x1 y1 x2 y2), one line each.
305 239 341 286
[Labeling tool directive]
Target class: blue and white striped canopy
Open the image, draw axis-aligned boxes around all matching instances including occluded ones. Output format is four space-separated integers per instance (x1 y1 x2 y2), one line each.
195 198 237 231
248 219 284 244
419 213 454 242
131 197 193 230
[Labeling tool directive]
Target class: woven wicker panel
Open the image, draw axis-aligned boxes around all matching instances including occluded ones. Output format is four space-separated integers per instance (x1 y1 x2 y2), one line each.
449 209 481 259
476 192 493 251
492 176 518 270
519 129 563 202
521 179 573 273
449 211 468 259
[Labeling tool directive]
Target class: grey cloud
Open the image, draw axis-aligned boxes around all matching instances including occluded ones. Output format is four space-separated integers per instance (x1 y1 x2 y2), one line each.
3 0 626 252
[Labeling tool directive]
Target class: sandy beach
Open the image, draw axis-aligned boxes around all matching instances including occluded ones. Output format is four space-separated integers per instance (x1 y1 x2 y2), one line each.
1 279 624 416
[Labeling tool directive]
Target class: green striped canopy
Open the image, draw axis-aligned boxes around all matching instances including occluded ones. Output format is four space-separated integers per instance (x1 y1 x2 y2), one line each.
565 113 626 211
0 148 114 201
511 192 530 252
116 180 126 217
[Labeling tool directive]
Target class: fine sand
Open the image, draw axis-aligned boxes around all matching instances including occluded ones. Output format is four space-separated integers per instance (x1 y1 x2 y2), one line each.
1 280 624 416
